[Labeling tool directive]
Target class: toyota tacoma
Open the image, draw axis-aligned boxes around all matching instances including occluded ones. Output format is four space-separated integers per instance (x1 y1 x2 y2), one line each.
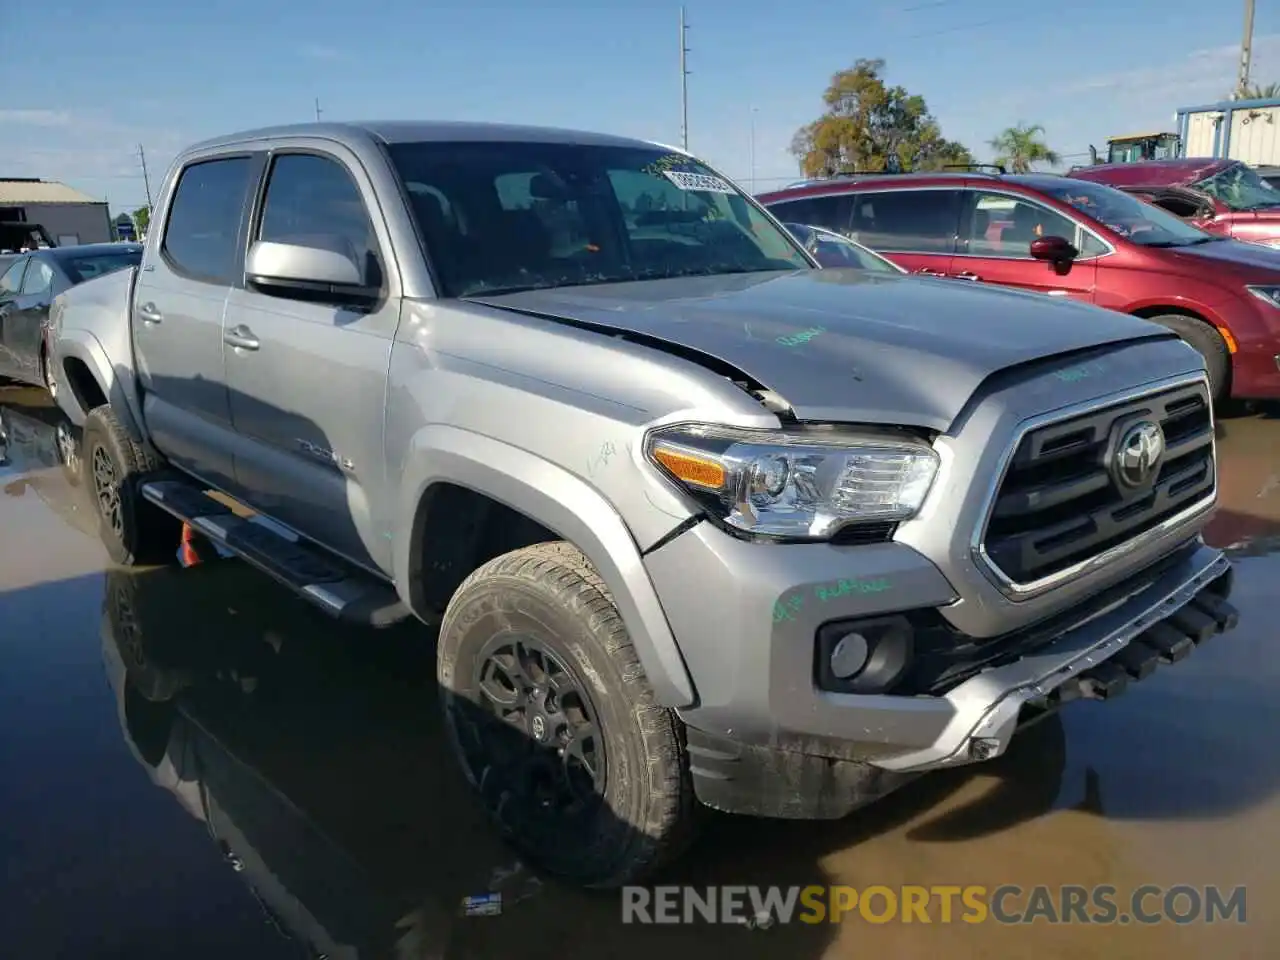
50 121 1238 887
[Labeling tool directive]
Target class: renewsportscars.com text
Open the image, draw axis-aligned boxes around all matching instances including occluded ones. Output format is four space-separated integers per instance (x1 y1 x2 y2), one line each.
620 884 1247 925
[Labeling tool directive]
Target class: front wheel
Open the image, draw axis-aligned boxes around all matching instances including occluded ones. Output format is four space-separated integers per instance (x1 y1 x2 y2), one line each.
84 405 180 566
437 541 696 888
1144 314 1230 403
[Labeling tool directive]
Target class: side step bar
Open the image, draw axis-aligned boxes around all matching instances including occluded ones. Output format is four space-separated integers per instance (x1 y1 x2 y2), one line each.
141 480 411 628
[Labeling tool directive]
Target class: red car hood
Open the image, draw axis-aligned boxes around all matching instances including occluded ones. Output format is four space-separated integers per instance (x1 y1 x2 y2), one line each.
1159 237 1280 274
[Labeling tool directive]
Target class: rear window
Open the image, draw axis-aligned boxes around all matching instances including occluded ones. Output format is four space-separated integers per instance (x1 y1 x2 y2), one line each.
61 249 142 284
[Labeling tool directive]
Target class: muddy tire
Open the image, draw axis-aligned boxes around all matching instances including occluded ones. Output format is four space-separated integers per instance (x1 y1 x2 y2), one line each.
437 540 696 888
1145 314 1230 403
84 405 180 566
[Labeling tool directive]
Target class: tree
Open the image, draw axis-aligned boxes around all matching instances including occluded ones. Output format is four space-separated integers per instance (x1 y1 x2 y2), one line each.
987 122 1061 174
132 206 150 236
789 59 974 176
1235 82 1280 100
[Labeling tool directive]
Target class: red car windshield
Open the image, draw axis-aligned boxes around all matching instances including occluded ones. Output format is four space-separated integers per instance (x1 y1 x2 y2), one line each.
1193 162 1280 211
1033 179 1215 248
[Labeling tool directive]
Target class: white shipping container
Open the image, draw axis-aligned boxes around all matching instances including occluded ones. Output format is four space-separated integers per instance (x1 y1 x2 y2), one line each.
1227 106 1280 166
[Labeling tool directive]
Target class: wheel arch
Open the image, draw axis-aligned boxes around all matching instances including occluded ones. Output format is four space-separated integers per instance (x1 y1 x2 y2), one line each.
395 424 698 708
56 331 147 442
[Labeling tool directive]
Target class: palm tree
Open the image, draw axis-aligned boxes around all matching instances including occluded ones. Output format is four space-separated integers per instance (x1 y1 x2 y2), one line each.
987 122 1061 174
1236 82 1280 100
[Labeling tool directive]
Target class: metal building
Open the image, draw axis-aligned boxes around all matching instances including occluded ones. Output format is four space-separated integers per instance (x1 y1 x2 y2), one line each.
0 178 114 249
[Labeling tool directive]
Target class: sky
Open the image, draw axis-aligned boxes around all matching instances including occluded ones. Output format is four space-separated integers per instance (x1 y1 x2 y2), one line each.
3 0 1280 215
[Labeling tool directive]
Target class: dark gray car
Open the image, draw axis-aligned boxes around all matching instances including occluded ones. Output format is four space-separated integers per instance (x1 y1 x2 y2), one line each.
0 243 142 392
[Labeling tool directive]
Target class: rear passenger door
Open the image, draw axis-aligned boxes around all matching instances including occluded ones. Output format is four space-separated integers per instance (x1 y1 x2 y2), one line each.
222 147 400 575
846 189 961 276
953 190 1098 302
134 154 260 488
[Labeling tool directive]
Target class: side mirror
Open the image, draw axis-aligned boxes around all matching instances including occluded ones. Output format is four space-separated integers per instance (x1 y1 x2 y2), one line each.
245 240 364 290
1029 235 1079 264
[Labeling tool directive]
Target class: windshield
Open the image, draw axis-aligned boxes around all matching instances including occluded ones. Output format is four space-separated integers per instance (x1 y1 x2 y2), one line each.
1034 178 1213 247
387 141 813 297
783 223 903 273
61 249 142 284
1193 162 1280 211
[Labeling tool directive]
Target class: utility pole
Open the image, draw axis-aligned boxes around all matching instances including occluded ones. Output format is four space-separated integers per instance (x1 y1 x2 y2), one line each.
1238 0 1256 99
679 6 690 150
749 105 758 194
315 97 323 121
137 144 154 213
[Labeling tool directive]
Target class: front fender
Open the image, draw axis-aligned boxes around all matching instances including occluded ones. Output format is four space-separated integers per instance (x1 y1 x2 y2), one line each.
55 329 147 443
395 424 697 708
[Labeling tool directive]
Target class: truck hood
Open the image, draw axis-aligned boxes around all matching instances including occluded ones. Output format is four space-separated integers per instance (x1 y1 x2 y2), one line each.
469 270 1171 431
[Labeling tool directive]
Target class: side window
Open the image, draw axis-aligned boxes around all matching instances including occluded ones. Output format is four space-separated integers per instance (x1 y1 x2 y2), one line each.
257 153 380 285
765 195 853 233
0 258 27 296
962 192 1078 258
849 190 960 253
162 157 254 284
1079 233 1109 257
21 260 54 296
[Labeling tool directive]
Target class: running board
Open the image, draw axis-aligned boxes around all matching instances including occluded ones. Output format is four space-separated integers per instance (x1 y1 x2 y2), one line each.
141 480 411 628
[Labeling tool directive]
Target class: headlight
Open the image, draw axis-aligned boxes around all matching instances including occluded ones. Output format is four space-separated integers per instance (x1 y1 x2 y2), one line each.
1247 285 1280 308
644 423 939 540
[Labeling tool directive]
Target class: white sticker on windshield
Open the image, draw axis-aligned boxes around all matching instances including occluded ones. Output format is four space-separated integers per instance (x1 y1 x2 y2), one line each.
663 170 737 194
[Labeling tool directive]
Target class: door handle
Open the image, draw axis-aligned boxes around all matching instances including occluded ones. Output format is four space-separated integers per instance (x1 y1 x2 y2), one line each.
137 302 163 324
954 271 982 281
915 267 946 276
224 325 260 351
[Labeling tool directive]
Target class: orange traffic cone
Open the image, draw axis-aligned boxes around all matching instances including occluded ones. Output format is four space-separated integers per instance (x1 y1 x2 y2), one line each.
179 523 203 567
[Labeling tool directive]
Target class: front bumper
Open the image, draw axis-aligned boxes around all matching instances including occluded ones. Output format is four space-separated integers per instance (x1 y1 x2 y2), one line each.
874 541 1232 772
647 525 1236 819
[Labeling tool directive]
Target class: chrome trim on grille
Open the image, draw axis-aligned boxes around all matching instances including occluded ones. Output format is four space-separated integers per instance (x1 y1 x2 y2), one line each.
970 371 1218 601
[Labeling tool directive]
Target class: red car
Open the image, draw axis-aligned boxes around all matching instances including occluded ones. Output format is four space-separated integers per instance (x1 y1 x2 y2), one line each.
1068 158 1280 249
758 172 1280 402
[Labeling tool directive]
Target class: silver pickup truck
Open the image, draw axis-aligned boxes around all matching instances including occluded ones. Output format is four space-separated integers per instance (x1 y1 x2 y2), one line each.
51 121 1239 888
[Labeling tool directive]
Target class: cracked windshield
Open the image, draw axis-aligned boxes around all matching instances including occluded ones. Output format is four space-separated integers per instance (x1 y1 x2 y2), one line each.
5 1 1280 958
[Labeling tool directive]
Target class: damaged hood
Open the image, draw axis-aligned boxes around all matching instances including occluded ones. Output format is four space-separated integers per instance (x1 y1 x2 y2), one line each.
469 269 1171 431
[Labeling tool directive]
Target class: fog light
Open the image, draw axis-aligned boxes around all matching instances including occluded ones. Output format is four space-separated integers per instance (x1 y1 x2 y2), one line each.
830 632 870 678
815 615 914 694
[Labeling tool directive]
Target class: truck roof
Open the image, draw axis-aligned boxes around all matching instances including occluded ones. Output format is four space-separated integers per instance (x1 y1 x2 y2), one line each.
1106 131 1178 143
183 120 665 155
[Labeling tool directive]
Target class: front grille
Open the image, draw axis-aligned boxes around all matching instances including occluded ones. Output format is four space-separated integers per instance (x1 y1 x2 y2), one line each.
980 381 1215 586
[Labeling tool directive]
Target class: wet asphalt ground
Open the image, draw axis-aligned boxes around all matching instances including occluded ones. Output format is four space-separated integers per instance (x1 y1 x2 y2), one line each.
1 383 1278 959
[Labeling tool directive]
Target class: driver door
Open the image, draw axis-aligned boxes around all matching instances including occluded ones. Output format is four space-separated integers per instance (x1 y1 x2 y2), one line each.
5 258 57 384
0 257 29 378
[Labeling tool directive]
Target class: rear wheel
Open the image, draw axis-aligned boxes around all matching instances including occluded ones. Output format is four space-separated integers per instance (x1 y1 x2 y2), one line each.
437 541 696 888
84 405 180 566
1144 314 1230 403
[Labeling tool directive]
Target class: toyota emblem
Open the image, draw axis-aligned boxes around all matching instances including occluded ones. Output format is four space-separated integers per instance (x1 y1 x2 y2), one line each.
1113 420 1165 489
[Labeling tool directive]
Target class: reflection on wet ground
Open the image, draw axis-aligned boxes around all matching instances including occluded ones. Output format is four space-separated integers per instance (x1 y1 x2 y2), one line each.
2 384 1279 958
